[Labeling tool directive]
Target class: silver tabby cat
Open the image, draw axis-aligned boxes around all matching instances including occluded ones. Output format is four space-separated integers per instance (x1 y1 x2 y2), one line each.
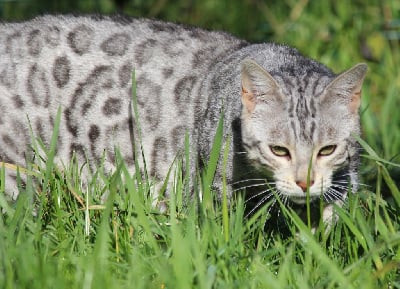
0 15 367 223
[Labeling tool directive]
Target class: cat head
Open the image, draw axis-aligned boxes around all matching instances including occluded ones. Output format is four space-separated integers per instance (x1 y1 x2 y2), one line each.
240 58 367 204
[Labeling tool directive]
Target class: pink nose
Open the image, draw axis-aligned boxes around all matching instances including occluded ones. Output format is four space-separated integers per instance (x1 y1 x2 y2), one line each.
296 180 314 192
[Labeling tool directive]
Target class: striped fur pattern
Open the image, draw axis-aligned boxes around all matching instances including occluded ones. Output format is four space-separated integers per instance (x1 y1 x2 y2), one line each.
237 59 366 219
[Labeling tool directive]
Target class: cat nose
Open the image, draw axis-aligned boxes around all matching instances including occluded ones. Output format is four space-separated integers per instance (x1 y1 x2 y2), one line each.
296 180 314 192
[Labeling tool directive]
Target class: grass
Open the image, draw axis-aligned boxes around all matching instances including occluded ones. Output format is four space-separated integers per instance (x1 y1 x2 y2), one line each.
1 1 400 288
1 117 399 289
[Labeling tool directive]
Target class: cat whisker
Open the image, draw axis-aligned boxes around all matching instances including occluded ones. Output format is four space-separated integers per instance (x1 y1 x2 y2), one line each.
282 194 289 207
230 178 272 186
232 182 270 193
245 191 275 218
330 188 345 200
323 193 334 203
232 180 276 193
328 186 344 196
244 188 274 203
324 193 333 202
324 187 345 202
261 192 282 217
275 192 286 219
330 183 350 190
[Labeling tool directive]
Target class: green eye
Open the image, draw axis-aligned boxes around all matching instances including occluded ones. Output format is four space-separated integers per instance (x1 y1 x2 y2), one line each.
270 146 290 158
318 145 336 156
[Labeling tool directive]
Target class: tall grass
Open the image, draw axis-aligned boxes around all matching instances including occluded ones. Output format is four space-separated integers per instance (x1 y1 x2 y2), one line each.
1 113 399 288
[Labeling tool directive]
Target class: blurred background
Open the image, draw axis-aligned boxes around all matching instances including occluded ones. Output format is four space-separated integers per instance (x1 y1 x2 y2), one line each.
0 0 399 191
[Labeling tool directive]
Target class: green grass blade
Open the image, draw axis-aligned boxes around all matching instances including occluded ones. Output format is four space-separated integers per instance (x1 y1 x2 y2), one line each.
291 212 355 289
44 106 61 185
334 204 368 250
202 112 224 209
222 135 230 242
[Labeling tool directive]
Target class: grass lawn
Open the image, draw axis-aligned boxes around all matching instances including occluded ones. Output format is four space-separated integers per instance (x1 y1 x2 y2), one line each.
1 1 400 288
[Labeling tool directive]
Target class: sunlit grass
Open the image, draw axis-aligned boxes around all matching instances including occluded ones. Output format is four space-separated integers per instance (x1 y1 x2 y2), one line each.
0 99 399 288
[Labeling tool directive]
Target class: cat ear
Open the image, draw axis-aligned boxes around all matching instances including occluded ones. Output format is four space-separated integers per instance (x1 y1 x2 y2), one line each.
241 58 281 114
325 63 368 113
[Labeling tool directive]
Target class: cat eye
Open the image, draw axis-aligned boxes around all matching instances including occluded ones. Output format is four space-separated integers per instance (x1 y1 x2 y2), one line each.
270 146 290 158
318 145 337 157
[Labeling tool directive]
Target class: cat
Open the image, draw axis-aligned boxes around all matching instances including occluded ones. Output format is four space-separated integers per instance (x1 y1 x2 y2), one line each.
0 15 367 225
